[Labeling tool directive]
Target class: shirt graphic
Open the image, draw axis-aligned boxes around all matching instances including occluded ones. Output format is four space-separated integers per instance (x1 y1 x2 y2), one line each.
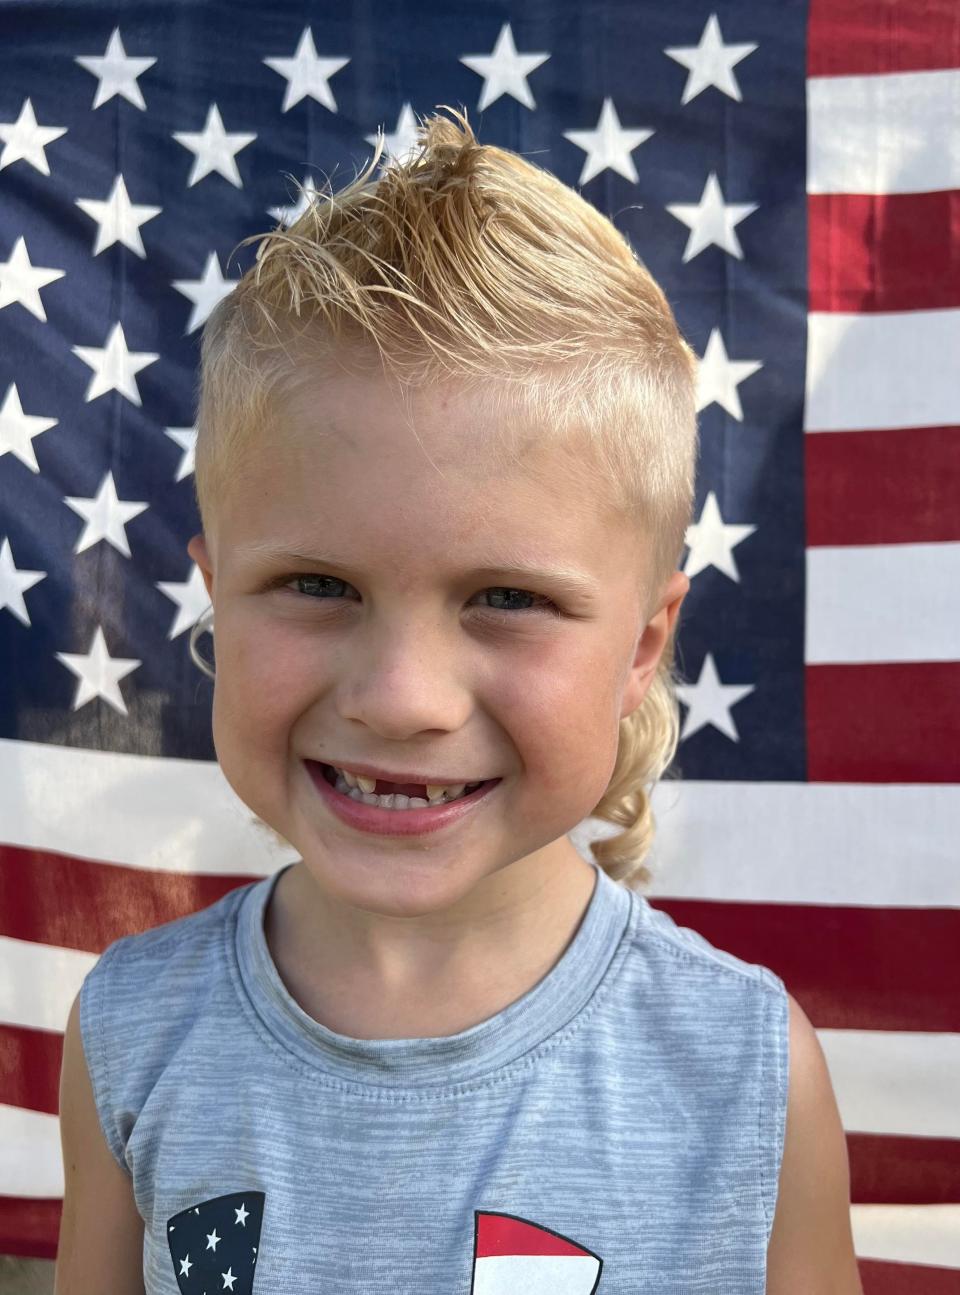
167 1196 603 1292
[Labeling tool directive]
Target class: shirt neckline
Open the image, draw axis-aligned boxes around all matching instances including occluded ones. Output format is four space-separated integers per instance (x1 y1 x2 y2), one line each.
233 857 635 1089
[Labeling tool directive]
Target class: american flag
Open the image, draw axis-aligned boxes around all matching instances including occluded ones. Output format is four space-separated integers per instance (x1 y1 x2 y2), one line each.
0 0 957 1286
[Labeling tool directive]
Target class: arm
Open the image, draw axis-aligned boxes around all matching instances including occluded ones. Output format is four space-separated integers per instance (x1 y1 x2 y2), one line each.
765 993 863 1294
55 989 146 1294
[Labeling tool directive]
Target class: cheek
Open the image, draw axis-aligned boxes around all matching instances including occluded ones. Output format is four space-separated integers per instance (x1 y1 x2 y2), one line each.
491 644 621 794
211 618 312 740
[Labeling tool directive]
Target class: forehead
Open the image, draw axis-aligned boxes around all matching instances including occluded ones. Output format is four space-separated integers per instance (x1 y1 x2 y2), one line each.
216 363 643 588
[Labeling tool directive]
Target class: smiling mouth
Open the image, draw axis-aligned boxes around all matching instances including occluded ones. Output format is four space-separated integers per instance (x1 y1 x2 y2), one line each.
319 762 490 805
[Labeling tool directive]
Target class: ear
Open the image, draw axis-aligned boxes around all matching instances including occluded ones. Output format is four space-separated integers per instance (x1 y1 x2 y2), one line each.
187 532 215 603
620 569 689 720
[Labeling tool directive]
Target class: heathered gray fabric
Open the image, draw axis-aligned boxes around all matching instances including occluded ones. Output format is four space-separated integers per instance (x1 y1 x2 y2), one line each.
79 859 788 1293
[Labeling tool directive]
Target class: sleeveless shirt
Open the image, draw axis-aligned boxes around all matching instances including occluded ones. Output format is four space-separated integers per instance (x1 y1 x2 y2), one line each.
78 859 789 1294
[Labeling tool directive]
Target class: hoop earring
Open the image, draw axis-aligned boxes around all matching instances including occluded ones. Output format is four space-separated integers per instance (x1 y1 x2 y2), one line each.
189 605 216 680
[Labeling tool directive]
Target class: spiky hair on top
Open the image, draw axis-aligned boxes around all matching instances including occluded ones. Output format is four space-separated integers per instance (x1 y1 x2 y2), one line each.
190 104 699 891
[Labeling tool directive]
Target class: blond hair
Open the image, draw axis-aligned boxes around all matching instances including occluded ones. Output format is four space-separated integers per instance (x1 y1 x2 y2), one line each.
189 105 698 891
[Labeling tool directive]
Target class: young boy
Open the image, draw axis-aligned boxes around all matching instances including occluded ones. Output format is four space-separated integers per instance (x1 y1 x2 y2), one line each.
56 107 861 1293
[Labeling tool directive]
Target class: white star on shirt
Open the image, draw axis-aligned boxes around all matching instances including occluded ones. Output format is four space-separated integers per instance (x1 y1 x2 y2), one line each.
0 537 46 627
269 173 325 228
55 625 141 716
172 252 239 334
75 174 161 257
0 237 65 322
165 426 197 482
263 26 349 113
156 563 214 640
664 13 758 105
205 1227 221 1251
178 1254 193 1276
366 103 421 165
666 172 757 262
74 26 157 110
676 652 755 742
0 383 58 473
234 1202 250 1226
173 104 256 188
461 23 550 111
0 98 67 175
221 1267 237 1292
684 492 756 581
696 327 762 420
64 471 149 557
563 98 654 185
71 321 159 406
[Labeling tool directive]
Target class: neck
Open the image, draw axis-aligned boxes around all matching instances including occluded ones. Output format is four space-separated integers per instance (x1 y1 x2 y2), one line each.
264 845 598 1040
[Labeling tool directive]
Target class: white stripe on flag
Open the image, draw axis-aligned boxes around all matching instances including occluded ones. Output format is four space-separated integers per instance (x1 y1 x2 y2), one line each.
807 67 960 194
805 542 960 664
0 736 298 873
820 1028 960 1138
0 1103 63 1199
622 781 960 906
850 1204 960 1270
3 735 957 907
805 308 960 432
0 936 96 1031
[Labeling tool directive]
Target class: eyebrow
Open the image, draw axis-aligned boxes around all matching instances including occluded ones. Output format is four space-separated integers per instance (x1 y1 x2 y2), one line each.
236 542 600 600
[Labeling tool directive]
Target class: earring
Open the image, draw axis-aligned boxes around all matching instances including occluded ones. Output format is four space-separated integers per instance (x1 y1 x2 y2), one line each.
189 605 216 679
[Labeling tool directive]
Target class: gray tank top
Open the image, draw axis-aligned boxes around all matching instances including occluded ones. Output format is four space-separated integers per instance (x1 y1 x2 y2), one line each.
78 859 788 1293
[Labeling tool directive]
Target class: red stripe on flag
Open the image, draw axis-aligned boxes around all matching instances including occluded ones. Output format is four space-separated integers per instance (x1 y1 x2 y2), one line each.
806 662 960 783
0 1022 61 1116
806 425 960 547
0 844 259 951
809 191 960 314
847 1132 960 1205
808 0 960 76
0 1199 60 1260
855 1259 960 1293
649 898 960 1031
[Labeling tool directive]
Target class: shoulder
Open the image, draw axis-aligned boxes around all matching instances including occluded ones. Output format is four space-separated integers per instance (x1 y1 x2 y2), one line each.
765 993 863 1293
80 879 252 1031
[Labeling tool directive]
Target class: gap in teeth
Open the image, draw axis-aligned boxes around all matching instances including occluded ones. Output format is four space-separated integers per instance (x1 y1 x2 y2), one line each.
328 765 482 809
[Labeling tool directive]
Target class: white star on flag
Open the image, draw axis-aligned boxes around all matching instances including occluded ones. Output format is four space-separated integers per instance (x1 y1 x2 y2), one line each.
0 97 67 174
366 103 421 165
269 174 324 229
173 104 256 188
74 26 157 110
71 321 160 406
263 26 349 113
0 383 57 473
667 171 757 262
696 326 763 419
64 472 149 558
676 652 755 742
75 174 161 257
164 426 198 482
563 98 654 185
0 538 46 628
55 625 141 715
156 564 215 640
664 13 758 104
172 252 239 334
0 236 64 321
461 23 550 110
684 491 757 581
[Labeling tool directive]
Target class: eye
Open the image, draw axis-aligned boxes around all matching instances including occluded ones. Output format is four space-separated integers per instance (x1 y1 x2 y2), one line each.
272 574 562 617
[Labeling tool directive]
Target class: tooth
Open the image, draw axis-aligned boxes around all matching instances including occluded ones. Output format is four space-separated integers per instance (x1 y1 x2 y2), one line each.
341 769 359 789
356 775 377 794
429 783 465 801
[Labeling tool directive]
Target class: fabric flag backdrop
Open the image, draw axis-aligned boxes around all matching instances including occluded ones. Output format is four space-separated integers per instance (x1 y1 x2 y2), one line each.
0 0 957 1284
